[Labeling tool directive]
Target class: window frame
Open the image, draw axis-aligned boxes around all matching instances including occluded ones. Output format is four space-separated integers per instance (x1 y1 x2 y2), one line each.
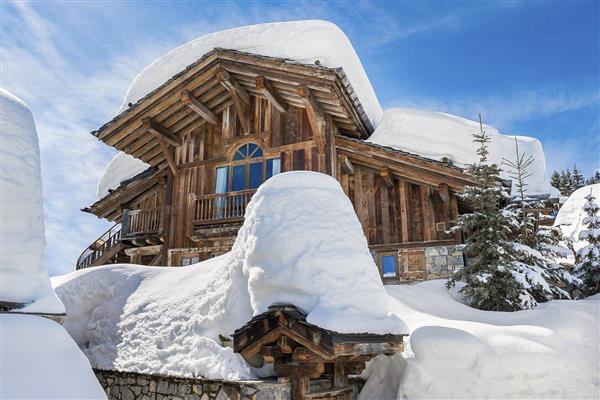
216 142 280 193
377 252 399 281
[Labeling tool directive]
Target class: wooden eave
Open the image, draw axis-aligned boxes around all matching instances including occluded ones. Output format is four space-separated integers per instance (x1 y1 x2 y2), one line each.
91 49 372 173
83 168 163 221
335 136 477 192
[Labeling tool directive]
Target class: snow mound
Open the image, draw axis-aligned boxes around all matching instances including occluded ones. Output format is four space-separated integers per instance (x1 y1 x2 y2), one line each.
1 314 105 399
234 171 406 334
53 171 405 379
555 184 600 250
367 108 552 197
366 280 600 399
118 20 382 127
0 88 63 313
97 152 150 198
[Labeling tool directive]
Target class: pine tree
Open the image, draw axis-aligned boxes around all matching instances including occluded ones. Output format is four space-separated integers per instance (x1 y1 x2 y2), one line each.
447 116 524 311
559 170 573 196
586 171 600 185
572 164 585 191
550 170 561 191
502 139 577 303
574 191 600 297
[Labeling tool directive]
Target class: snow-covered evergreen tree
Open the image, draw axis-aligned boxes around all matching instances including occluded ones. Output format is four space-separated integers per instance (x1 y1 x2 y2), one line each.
574 192 600 296
586 171 600 186
502 139 577 303
550 170 561 191
560 170 573 195
447 117 525 311
572 164 585 191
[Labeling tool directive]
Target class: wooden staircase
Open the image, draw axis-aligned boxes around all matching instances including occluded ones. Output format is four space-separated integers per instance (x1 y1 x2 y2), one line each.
76 224 126 270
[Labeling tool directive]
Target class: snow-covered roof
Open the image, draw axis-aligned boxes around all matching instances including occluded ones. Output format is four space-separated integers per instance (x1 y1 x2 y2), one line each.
119 20 382 127
0 88 63 313
97 152 150 199
554 183 600 249
367 108 552 197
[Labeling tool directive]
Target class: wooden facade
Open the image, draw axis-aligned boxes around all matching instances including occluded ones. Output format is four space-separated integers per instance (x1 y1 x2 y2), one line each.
79 48 475 281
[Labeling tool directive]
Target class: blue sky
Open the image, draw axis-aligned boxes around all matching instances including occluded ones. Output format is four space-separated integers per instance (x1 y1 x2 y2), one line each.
1 1 598 276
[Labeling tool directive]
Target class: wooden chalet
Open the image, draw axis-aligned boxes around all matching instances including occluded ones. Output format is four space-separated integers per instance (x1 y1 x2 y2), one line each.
79 48 476 282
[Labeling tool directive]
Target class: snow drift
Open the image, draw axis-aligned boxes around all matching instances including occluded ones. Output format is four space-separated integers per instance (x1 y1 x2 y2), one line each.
360 281 600 399
53 172 405 379
555 184 600 250
1 314 105 399
118 20 382 126
367 108 552 197
0 88 63 313
97 152 150 198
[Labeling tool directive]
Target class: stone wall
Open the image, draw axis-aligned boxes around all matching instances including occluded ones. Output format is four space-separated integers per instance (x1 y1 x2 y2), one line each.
424 245 465 279
95 369 364 400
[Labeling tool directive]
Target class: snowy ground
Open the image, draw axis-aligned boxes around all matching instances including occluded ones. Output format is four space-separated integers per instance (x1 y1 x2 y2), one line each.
555 183 600 251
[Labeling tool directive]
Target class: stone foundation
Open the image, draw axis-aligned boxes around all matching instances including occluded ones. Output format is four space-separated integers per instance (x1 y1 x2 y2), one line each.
94 369 364 400
425 245 464 279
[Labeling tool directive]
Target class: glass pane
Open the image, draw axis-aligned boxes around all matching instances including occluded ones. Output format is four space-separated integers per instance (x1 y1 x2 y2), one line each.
233 146 246 161
249 162 262 189
215 167 228 193
249 144 263 158
232 164 246 191
181 257 191 266
266 158 281 179
381 255 397 278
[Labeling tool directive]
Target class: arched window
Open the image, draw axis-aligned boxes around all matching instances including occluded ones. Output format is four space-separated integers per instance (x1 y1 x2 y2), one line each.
215 143 280 194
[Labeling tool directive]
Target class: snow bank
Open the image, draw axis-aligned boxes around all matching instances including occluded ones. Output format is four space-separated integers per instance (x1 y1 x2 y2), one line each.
118 20 382 126
1 314 105 399
97 152 150 198
53 171 405 379
359 280 600 399
0 88 63 313
555 184 600 250
235 172 406 333
367 108 552 197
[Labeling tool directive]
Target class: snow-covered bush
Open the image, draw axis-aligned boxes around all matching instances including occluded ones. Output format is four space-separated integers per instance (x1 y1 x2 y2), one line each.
574 192 600 296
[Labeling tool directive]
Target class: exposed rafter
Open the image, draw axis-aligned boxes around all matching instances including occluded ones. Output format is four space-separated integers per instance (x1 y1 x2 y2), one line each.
142 117 182 147
340 154 355 175
379 167 394 188
297 86 326 152
256 75 288 113
180 90 218 125
216 68 251 133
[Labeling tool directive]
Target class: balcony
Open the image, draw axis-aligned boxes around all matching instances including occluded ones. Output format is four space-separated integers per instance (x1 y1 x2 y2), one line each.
189 189 256 240
121 207 164 246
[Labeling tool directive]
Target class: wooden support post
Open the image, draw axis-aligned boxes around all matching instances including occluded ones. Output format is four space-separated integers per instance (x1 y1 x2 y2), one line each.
380 167 394 188
340 154 355 175
256 76 288 113
421 186 434 241
399 180 409 242
333 362 348 389
297 86 326 152
438 183 450 203
180 90 218 125
155 135 178 177
216 68 251 133
292 377 310 400
142 117 182 147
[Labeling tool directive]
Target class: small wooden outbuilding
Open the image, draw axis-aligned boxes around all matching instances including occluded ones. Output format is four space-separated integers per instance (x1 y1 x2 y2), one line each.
233 305 407 400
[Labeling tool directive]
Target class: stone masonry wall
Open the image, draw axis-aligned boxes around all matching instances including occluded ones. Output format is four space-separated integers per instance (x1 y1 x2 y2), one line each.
95 369 364 400
425 245 465 279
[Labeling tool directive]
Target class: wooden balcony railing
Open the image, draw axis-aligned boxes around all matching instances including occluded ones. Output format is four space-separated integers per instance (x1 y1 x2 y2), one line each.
121 207 163 239
76 223 122 270
189 189 257 226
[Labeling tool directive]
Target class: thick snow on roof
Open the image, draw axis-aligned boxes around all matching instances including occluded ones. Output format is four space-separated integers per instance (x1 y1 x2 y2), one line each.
97 152 150 199
0 88 63 313
360 281 599 399
367 108 552 197
118 20 382 127
53 172 405 379
1 314 106 399
554 184 600 250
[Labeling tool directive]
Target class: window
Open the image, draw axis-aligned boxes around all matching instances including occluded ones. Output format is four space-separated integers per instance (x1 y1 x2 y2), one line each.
180 255 200 266
215 143 280 193
378 253 398 279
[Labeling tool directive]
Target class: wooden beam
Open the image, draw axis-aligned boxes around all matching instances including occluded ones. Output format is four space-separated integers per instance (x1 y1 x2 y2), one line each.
124 245 162 256
438 183 450 203
399 180 409 242
180 90 218 125
256 75 288 113
216 68 251 133
340 154 355 175
380 167 394 188
155 135 178 177
216 68 250 104
297 86 326 152
142 117 182 147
